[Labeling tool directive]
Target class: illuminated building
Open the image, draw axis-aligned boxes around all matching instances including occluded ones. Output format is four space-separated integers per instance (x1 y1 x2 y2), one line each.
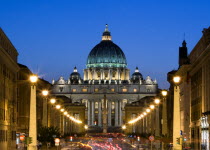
0 28 19 150
52 25 158 132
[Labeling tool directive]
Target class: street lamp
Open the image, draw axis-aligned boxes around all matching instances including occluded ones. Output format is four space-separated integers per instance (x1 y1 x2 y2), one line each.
173 76 181 84
29 74 38 150
60 108 65 112
150 105 155 109
154 98 160 136
50 98 56 104
146 108 151 113
64 111 68 115
122 125 126 130
42 90 49 127
161 90 168 97
154 98 160 104
172 76 182 150
42 90 49 96
30 75 38 83
161 90 168 137
55 105 61 109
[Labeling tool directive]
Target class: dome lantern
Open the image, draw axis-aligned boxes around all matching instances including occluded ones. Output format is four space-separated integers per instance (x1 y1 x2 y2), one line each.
102 24 112 41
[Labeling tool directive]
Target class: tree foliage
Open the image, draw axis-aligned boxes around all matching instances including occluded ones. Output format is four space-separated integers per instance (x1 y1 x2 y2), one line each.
37 126 60 144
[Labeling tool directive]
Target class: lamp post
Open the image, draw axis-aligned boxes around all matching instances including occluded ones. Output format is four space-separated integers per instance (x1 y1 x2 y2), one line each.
154 98 160 137
84 125 88 136
161 90 168 150
42 90 49 127
29 74 38 150
161 90 168 136
122 125 126 134
173 76 182 150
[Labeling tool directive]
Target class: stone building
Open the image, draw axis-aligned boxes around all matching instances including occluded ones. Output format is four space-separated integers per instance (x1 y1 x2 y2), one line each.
17 63 85 139
51 25 158 132
17 64 52 132
168 26 210 149
188 27 210 150
0 28 19 150
167 41 191 140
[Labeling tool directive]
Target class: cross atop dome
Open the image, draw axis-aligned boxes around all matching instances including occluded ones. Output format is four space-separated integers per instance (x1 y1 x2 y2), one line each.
105 24 109 31
102 24 112 41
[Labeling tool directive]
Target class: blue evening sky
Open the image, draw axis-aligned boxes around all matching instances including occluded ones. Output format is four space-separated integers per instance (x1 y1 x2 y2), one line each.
0 0 210 89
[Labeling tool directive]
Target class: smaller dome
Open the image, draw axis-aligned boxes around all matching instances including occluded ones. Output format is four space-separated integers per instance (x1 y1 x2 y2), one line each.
145 76 153 84
70 67 81 84
57 77 65 84
131 67 143 83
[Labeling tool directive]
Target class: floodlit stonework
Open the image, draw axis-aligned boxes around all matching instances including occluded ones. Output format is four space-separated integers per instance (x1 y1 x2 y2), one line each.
52 25 158 132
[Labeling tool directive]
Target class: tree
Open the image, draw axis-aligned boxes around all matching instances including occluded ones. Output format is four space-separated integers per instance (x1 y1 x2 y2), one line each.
37 126 60 145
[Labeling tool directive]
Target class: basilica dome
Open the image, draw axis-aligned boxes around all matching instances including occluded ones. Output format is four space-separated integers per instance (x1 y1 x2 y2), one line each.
86 25 127 68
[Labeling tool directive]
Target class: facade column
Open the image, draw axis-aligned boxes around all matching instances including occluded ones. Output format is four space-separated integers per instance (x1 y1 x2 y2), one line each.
162 97 168 135
29 85 37 150
60 114 64 135
100 69 103 80
91 101 95 125
115 101 119 126
108 101 112 126
173 86 182 150
117 68 120 80
47 103 51 127
155 107 160 136
150 112 154 134
140 119 143 134
88 100 91 126
92 69 96 80
98 101 102 126
143 117 146 133
42 98 48 127
119 100 122 126
109 69 113 80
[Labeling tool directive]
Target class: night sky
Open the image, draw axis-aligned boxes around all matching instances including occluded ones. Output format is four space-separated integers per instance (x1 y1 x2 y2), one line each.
1 0 210 89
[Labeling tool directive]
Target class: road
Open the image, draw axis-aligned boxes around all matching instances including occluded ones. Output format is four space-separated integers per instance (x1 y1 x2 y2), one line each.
61 137 141 150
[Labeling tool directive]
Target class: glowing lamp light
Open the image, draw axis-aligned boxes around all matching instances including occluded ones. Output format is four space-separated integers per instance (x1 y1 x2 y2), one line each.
122 125 126 130
30 75 38 83
60 108 65 112
84 125 88 129
150 105 155 109
143 112 147 115
173 76 181 84
146 108 151 113
161 90 168 96
56 105 61 109
67 114 70 117
155 98 160 104
140 114 144 117
54 138 60 143
42 90 49 96
64 111 67 115
50 99 56 104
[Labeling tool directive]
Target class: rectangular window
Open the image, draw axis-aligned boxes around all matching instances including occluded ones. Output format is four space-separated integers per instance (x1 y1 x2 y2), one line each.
82 89 87 92
112 102 115 109
72 89 76 92
122 89 127 92
95 102 98 109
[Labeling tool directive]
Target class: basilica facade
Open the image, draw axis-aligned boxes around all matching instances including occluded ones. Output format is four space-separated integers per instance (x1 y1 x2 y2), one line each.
51 25 158 132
